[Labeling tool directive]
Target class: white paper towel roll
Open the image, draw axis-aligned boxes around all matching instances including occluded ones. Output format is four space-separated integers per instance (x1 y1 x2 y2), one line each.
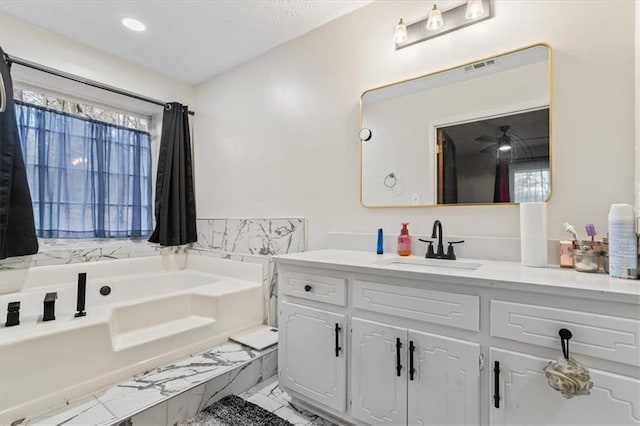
520 202 547 267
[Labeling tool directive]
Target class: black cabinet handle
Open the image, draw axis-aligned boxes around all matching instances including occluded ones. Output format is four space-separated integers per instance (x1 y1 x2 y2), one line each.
396 338 403 377
493 361 501 408
304 284 312 292
409 340 415 381
335 323 342 357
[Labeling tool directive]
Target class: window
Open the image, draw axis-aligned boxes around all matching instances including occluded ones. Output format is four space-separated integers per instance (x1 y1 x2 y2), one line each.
510 161 550 203
14 88 153 238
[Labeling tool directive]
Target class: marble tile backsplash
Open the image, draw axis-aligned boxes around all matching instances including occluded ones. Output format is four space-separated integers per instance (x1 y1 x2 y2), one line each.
0 240 162 270
192 218 306 327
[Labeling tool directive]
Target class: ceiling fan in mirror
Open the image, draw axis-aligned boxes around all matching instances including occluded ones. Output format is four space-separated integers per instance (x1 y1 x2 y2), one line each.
475 125 545 157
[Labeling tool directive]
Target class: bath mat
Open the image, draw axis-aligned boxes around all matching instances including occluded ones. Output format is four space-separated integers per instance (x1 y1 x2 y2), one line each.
179 395 293 426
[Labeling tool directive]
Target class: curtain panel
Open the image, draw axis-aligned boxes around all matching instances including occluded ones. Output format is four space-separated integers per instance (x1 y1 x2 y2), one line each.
0 48 38 259
148 102 197 246
14 102 152 238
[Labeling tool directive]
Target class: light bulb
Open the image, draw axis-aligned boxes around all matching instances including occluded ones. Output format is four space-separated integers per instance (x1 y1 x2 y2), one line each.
426 5 443 31
121 18 146 32
393 18 408 44
465 0 484 19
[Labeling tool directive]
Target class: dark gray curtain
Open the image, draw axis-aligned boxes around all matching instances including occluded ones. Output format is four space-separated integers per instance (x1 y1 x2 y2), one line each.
442 137 458 204
0 47 38 259
148 102 197 246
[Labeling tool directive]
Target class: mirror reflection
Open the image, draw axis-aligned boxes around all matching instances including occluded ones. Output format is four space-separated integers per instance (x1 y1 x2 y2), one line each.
360 43 551 207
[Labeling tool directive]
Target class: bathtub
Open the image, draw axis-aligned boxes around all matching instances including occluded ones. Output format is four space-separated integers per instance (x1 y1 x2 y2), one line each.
0 254 263 423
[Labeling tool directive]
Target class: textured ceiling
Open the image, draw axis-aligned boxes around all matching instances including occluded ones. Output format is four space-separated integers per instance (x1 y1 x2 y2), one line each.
0 0 373 84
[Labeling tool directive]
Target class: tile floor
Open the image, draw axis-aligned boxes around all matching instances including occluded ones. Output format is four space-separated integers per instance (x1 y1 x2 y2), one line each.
239 377 338 426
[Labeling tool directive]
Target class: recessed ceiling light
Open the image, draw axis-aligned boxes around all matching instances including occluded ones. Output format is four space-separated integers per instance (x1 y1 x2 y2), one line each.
121 18 146 32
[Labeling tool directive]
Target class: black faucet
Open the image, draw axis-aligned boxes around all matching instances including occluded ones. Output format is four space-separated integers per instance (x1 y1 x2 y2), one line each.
431 220 445 258
422 220 465 260
43 292 57 321
75 272 87 318
5 301 20 327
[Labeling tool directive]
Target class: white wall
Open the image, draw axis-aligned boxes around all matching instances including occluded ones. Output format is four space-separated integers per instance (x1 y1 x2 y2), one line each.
0 13 193 110
194 0 635 249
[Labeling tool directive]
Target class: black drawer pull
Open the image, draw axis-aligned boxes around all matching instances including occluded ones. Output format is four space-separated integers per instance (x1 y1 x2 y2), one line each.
396 338 403 377
304 284 312 292
494 361 501 408
335 323 342 357
409 340 415 381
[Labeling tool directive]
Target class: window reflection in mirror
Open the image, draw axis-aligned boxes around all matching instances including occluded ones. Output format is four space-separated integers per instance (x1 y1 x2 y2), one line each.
437 107 550 204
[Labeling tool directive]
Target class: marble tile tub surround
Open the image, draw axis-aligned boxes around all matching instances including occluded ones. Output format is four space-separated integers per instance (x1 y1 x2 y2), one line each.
193 218 306 326
0 239 168 271
24 342 278 426
327 231 561 266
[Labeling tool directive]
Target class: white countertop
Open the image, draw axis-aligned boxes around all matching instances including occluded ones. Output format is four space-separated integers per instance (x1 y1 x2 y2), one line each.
274 250 640 303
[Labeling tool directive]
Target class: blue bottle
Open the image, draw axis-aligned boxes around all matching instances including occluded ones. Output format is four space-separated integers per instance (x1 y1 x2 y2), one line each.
377 228 384 254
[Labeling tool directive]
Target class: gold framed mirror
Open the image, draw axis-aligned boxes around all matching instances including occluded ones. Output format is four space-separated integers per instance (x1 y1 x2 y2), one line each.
360 43 551 207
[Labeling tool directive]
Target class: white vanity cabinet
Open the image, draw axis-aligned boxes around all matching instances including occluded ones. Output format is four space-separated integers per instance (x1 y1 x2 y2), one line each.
279 301 347 412
275 250 640 426
278 270 348 413
350 317 480 425
489 300 640 426
490 348 640 426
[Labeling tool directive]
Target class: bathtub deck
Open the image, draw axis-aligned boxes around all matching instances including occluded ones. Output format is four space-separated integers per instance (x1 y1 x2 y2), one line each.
21 341 277 426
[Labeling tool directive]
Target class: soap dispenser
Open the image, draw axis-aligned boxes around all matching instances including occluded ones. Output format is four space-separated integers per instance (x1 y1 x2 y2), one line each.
397 223 412 256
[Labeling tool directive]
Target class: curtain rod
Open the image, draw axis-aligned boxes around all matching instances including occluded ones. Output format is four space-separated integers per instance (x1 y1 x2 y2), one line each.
4 53 195 116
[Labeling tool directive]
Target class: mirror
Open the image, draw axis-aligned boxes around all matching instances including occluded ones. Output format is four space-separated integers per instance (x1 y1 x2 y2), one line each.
360 43 551 207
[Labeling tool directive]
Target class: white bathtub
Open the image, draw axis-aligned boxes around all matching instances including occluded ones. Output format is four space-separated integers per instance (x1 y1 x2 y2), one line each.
0 254 263 423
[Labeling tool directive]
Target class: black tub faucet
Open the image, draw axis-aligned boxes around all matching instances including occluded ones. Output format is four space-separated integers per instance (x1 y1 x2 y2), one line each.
43 292 57 321
75 272 87 317
6 301 20 327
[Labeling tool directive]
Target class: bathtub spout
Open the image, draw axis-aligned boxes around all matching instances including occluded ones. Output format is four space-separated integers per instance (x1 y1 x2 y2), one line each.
43 292 57 321
75 273 87 318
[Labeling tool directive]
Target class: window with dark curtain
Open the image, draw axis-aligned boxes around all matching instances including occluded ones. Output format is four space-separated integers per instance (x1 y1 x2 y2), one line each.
14 101 153 238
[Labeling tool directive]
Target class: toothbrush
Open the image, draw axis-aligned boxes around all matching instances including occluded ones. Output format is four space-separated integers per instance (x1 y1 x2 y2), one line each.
585 224 596 242
563 222 578 241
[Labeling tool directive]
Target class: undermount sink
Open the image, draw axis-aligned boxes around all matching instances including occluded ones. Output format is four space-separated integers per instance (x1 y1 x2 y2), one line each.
375 256 482 272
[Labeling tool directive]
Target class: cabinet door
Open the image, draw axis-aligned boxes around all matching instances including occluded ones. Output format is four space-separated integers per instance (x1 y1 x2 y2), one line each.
490 348 640 425
279 302 346 412
408 330 480 425
351 317 407 425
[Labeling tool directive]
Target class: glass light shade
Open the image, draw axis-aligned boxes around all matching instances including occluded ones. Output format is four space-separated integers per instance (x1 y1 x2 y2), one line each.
498 144 512 152
426 5 443 31
465 0 484 19
121 18 146 32
393 19 408 44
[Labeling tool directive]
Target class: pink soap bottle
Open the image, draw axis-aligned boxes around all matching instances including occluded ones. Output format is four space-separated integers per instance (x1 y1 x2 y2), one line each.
397 223 412 256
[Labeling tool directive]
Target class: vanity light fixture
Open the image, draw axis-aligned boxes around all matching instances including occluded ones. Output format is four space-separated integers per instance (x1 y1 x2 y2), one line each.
465 0 484 19
393 19 408 44
394 0 491 50
121 17 146 32
426 5 443 31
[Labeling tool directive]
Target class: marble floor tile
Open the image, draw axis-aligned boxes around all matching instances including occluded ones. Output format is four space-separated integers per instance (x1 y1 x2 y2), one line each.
246 392 285 413
130 401 168 426
239 377 338 426
272 406 311 426
27 395 116 426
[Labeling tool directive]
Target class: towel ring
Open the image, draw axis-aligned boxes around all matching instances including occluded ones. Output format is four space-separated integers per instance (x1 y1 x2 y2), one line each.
384 173 397 189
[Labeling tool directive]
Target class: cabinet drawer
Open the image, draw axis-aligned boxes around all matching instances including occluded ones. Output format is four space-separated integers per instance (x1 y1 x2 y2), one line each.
353 280 479 331
491 300 640 366
281 271 346 306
